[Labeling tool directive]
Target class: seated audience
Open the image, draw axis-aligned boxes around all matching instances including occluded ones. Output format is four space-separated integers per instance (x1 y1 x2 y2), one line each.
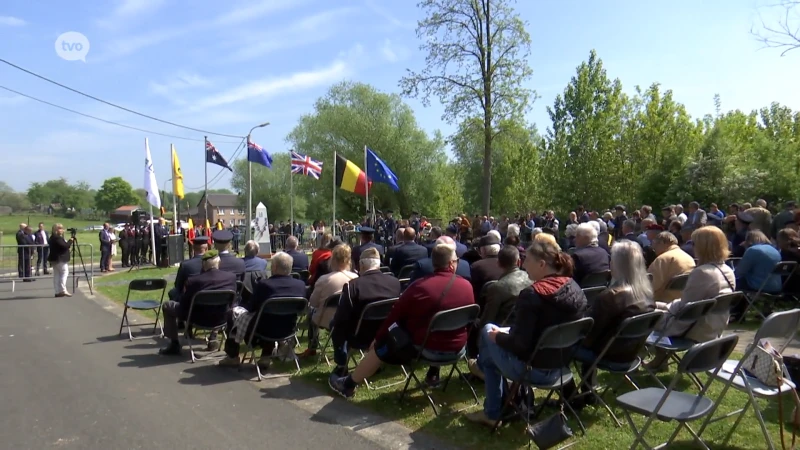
466 240 588 426
410 236 471 282
389 227 428 276
220 252 306 369
169 236 209 302
469 234 506 304
330 248 402 377
285 236 309 273
313 238 343 283
648 231 695 302
444 223 468 257
242 240 267 272
309 233 333 282
212 229 246 280
679 227 695 258
571 222 610 285
622 219 639 243
159 250 237 356
299 244 358 358
777 228 800 295
732 230 782 320
648 226 735 369
328 242 475 398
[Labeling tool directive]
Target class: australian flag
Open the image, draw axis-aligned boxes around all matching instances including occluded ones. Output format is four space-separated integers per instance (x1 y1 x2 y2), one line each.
206 140 232 172
366 147 399 192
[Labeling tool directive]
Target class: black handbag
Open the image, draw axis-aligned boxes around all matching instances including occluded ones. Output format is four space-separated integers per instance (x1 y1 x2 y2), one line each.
526 406 573 450
377 274 457 365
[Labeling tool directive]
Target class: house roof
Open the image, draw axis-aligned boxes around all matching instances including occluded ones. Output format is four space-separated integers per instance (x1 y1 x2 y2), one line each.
199 194 238 208
113 205 141 213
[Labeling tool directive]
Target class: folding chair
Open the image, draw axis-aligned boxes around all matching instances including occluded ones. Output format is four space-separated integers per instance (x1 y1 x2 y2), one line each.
241 296 308 381
616 334 739 450
739 261 798 323
581 286 606 308
118 278 167 341
290 272 302 280
491 317 595 435
572 311 663 427
579 270 611 288
664 273 690 293
398 304 481 416
312 292 344 367
298 269 310 284
645 298 717 389
183 290 236 363
479 280 498 306
697 309 800 449
725 257 742 269
708 291 743 337
397 264 416 289
379 266 391 273
343 297 405 390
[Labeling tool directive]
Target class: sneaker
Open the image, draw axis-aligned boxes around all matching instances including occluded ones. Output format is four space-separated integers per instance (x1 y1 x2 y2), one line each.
206 340 220 352
468 358 485 381
218 356 240 367
425 374 441 388
328 375 355 399
332 365 349 378
256 357 271 372
465 411 500 427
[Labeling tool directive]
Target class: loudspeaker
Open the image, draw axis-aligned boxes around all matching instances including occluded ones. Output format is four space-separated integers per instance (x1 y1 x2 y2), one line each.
132 209 147 226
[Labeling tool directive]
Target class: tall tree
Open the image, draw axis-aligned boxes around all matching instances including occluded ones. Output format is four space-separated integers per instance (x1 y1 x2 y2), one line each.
753 0 800 55
400 0 534 214
95 177 139 213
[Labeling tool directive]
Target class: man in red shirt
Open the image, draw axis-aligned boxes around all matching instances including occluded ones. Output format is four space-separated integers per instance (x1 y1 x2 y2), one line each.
329 239 474 398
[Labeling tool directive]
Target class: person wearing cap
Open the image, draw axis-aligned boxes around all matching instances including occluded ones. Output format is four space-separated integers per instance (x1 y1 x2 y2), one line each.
328 247 401 378
158 249 237 356
211 229 245 280
351 226 384 271
571 222 611 285
469 234 505 307
411 236 471 282
169 235 210 302
389 227 428 276
648 231 695 302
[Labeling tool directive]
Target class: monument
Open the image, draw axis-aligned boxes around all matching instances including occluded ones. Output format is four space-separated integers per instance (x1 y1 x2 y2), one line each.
254 202 272 258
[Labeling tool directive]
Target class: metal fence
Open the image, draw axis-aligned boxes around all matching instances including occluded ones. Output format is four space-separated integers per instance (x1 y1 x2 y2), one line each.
267 233 318 253
0 243 94 290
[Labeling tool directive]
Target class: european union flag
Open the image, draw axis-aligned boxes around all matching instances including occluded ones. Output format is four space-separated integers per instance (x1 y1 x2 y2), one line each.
366 147 400 192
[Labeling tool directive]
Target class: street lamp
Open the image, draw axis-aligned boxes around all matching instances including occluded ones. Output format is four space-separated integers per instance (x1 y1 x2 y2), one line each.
246 121 270 242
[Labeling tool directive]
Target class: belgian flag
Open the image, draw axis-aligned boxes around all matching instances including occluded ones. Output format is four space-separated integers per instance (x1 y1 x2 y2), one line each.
335 154 371 197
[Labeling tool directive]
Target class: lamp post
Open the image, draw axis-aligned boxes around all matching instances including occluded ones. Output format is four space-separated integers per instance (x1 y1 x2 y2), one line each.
246 121 270 242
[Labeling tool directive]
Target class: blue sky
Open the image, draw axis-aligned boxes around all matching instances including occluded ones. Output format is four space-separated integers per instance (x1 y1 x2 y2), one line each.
1 0 799 193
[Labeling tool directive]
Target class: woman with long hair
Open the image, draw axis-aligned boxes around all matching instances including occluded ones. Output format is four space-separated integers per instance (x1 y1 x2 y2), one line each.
47 223 72 297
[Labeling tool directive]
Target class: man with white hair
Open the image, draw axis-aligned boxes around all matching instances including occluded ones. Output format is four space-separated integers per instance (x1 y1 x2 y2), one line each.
328 247 401 378
158 250 237 356
219 252 306 369
284 235 309 272
410 236 471 282
469 234 505 307
242 240 267 271
571 222 610 285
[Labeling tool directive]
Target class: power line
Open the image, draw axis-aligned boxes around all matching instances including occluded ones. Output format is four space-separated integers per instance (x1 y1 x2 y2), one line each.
0 57 246 139
187 137 246 190
0 85 240 144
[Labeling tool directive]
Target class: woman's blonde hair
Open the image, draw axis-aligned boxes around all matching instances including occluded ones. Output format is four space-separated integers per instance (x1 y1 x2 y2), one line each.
533 232 559 249
692 226 729 264
51 223 63 236
330 244 352 271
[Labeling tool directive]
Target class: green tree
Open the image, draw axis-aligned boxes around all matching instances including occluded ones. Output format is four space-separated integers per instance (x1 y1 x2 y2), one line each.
400 0 534 215
95 177 139 213
0 182 31 212
27 178 94 212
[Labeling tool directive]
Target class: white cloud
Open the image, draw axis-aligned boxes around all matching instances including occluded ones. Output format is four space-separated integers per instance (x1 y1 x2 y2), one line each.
96 0 165 29
0 16 26 26
381 39 398 62
149 73 214 102
216 0 308 26
364 0 414 30
191 60 350 111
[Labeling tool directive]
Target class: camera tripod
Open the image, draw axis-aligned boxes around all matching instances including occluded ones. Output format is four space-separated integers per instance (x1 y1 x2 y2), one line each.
70 232 93 295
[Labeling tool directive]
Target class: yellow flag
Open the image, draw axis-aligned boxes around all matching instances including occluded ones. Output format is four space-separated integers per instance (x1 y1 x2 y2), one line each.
171 144 185 199
187 218 194 229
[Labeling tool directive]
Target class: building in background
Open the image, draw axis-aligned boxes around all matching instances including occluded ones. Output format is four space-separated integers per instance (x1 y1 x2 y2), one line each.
191 194 245 228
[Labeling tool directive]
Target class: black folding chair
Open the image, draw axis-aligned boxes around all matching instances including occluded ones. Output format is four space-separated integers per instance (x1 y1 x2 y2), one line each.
290 272 302 280
397 264 416 289
312 292 344 367
645 298 717 389
491 317 595 435
379 266 391 273
579 270 611 288
616 334 739 450
581 286 606 308
118 278 167 341
739 261 798 322
241 296 308 381
346 298 405 390
298 269 310 284
698 309 800 449
708 291 743 336
725 257 742 269
398 304 481 416
572 311 663 427
183 290 236 363
664 273 690 293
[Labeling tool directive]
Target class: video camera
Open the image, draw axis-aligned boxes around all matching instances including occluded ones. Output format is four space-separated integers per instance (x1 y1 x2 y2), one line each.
67 227 78 237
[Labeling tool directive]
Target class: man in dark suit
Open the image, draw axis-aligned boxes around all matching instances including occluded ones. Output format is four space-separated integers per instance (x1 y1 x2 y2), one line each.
422 226 442 256
351 227 384 270
219 252 306 368
99 223 112 272
242 240 268 272
444 223 468 258
411 236 471 282
211 229 245 280
158 250 237 355
21 225 35 281
34 222 50 276
154 218 170 267
15 223 26 278
329 247 401 377
384 226 406 266
284 236 309 272
168 236 209 302
571 222 611 285
469 233 505 303
390 227 428 276
622 219 640 244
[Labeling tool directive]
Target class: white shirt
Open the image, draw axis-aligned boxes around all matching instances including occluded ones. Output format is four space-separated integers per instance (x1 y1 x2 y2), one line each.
37 230 48 245
677 213 687 224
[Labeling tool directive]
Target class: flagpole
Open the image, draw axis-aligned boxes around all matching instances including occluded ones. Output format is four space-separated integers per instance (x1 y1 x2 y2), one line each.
332 151 336 237
246 123 270 242
149 204 157 265
290 151 294 239
364 145 369 221
171 143 178 233
203 136 209 226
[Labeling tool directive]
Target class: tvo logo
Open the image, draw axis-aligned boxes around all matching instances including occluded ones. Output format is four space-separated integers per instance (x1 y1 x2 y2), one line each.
55 32 90 62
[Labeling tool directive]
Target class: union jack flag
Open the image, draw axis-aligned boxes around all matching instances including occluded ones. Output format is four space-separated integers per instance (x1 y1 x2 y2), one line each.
290 150 323 179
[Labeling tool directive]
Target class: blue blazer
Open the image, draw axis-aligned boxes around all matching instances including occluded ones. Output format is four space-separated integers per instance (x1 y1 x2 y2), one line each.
248 275 308 338
390 242 428 276
410 258 471 283
244 256 267 272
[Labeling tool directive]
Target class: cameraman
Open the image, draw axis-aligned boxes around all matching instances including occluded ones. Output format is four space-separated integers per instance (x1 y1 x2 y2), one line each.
48 224 73 297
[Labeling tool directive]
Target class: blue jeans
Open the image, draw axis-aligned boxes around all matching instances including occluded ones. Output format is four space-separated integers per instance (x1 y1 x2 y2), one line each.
478 324 563 420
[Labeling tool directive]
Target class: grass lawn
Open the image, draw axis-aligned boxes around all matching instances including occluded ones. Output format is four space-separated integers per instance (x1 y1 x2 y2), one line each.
0 213 104 238
94 268 788 449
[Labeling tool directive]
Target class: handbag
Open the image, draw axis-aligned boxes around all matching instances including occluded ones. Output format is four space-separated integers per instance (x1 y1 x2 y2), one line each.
742 339 784 387
526 405 573 450
378 274 457 365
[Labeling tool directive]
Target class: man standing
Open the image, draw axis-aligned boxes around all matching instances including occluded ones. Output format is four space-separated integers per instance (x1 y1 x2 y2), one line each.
15 223 26 278
99 223 112 273
232 225 241 254
34 222 50 276
155 218 169 267
22 225 35 281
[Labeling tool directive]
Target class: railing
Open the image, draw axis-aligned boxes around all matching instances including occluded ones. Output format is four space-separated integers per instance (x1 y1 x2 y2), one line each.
0 243 94 287
267 233 317 253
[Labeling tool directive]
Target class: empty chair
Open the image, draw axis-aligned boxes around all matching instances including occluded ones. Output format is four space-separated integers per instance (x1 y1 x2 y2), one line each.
118 278 167 341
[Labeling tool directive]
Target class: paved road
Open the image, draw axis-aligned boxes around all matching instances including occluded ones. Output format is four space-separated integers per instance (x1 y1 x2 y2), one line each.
0 283 379 450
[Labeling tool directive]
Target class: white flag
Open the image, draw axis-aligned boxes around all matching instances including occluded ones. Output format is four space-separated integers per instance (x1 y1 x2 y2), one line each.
144 138 161 208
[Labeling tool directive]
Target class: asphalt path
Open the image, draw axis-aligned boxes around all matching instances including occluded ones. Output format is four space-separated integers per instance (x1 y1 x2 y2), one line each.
0 282 381 450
